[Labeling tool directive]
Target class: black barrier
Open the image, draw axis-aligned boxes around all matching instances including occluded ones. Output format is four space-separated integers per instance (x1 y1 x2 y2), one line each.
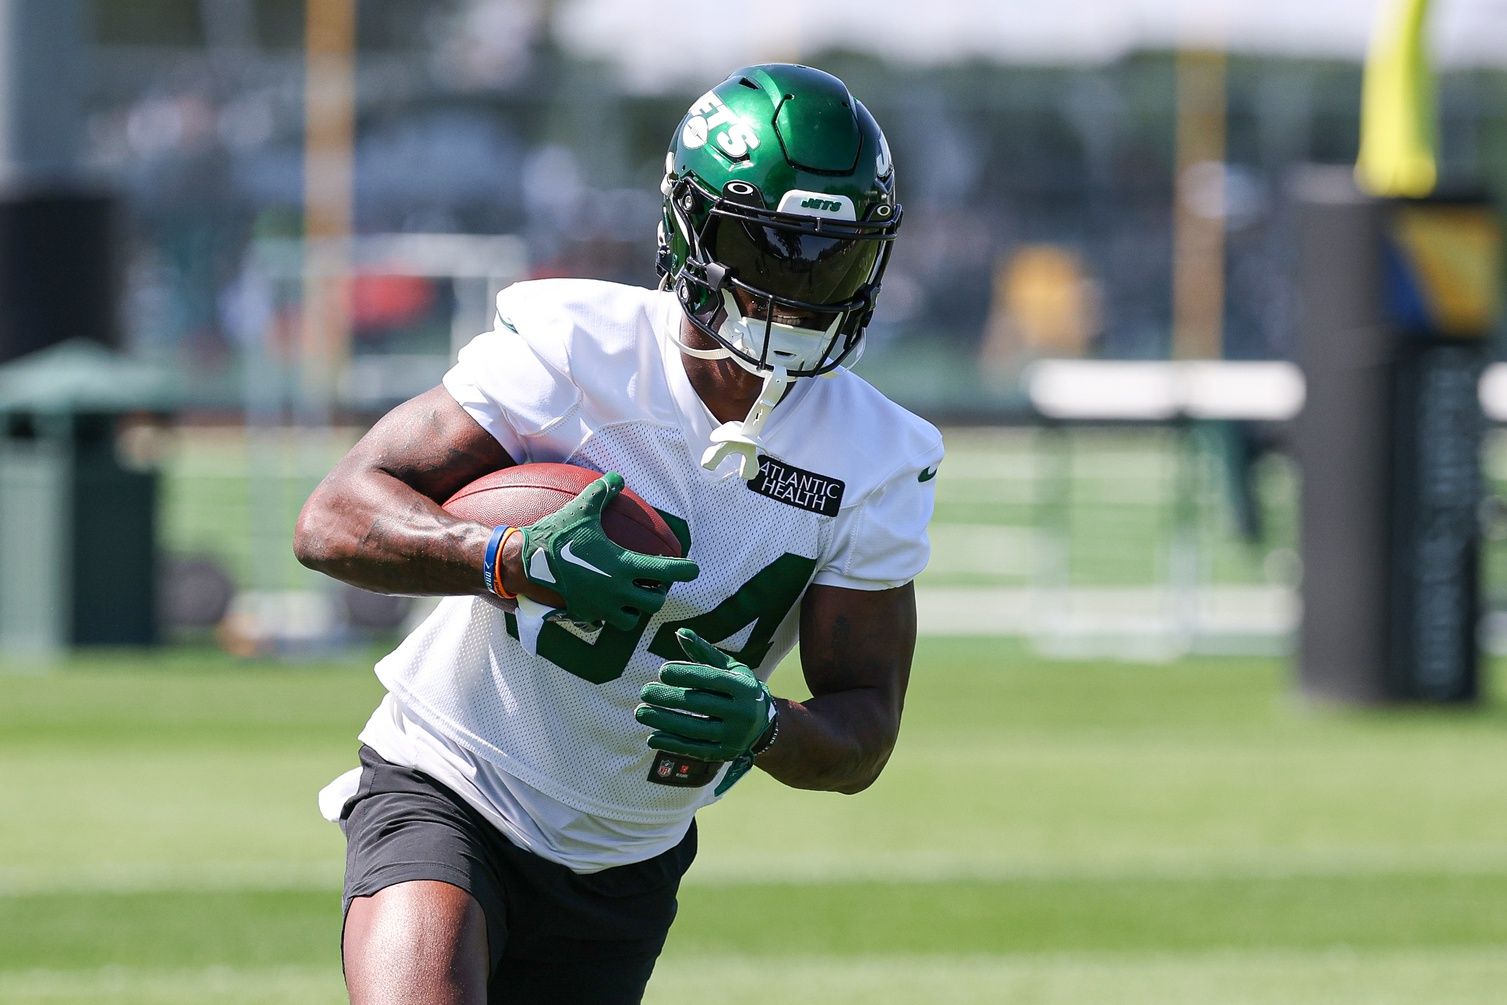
0 342 175 651
0 190 120 364
1388 339 1485 700
1294 168 1500 703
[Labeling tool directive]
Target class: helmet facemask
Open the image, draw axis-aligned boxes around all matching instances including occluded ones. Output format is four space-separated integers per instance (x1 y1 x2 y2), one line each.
661 176 899 480
664 174 898 380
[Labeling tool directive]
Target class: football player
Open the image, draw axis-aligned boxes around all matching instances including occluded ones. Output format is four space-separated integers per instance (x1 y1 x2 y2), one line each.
296 63 943 1005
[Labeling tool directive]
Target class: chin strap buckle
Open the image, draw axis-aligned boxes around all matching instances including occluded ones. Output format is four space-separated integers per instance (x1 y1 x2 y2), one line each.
701 423 763 480
701 366 791 481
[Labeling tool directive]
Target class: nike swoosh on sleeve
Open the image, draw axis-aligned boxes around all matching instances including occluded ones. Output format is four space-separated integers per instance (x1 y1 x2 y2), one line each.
918 466 939 482
560 541 612 577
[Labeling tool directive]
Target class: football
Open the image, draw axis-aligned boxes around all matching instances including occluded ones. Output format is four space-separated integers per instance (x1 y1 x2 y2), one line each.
443 463 683 605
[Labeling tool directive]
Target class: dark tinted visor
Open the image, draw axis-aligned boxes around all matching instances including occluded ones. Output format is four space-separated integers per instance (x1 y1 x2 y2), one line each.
729 286 841 330
708 213 882 307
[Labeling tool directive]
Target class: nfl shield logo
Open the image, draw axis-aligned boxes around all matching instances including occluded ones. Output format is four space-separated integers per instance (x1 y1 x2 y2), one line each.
657 762 673 778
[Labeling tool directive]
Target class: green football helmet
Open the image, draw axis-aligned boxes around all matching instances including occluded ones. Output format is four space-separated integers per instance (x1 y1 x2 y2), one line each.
657 63 902 381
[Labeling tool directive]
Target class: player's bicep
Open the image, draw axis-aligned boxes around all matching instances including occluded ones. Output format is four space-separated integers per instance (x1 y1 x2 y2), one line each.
798 582 916 720
336 385 515 504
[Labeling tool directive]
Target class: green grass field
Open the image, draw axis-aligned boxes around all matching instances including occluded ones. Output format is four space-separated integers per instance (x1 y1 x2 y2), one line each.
4 641 1507 1003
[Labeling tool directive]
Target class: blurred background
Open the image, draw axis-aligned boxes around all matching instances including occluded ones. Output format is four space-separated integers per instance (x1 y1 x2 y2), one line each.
2 1 1507 1003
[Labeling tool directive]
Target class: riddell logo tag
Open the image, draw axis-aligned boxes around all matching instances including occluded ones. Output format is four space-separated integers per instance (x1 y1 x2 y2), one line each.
748 457 845 516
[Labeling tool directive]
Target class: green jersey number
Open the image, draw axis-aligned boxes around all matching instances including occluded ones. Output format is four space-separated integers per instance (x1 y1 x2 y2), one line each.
505 511 816 684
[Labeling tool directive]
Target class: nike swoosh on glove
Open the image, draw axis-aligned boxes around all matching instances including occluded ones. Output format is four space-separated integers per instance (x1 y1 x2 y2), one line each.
519 472 699 631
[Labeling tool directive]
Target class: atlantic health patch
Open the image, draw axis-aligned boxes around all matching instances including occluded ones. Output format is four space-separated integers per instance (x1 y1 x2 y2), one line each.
748 456 845 516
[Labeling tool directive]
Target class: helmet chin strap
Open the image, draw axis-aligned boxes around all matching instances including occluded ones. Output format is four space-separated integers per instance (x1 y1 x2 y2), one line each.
666 310 789 480
701 365 791 481
667 325 733 361
667 283 838 481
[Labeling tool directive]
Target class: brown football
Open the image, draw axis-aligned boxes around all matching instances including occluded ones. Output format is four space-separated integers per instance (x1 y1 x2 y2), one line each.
444 464 682 606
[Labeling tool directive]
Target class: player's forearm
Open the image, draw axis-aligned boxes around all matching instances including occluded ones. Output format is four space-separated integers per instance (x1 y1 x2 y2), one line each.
294 469 494 596
753 689 899 794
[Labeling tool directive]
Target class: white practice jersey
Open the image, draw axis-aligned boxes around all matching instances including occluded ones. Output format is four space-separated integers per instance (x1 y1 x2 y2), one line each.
335 278 943 872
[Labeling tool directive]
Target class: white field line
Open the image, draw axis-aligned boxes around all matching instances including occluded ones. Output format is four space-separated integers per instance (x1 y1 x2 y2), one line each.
935 479 1179 507
934 454 1180 484
686 847 1507 886
654 945 1507 971
924 525 1037 576
10 946 1507 989
210 585 1297 645
914 585 1296 637
0 861 341 897
0 965 339 999
5 847 1507 897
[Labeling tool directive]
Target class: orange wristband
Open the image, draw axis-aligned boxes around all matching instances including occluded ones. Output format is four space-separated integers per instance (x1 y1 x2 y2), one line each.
492 526 522 600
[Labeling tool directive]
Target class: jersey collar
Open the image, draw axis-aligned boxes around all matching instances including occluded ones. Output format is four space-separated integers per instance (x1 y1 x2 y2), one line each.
653 291 813 476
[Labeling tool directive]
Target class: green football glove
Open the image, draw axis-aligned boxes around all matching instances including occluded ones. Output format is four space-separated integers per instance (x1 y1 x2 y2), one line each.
520 472 699 631
636 628 778 795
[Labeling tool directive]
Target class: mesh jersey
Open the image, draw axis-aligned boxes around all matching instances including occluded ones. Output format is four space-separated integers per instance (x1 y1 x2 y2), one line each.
361 279 943 857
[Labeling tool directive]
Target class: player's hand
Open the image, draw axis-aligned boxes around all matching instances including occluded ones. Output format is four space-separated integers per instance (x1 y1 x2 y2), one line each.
519 472 699 631
636 629 777 793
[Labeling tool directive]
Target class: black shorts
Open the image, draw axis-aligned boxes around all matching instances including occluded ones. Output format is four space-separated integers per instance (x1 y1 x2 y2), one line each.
339 745 697 1004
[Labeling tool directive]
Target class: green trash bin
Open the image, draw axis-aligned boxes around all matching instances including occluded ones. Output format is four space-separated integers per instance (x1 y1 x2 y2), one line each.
0 339 177 653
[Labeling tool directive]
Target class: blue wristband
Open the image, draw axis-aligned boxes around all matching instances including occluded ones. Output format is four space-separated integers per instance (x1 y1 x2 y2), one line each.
482 525 511 596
